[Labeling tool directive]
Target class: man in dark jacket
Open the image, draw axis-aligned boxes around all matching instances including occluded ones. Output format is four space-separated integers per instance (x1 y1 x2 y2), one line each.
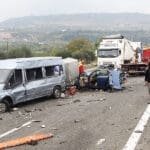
145 62 150 95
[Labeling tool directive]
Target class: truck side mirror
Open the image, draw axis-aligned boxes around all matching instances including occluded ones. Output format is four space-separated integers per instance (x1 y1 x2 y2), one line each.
119 50 121 55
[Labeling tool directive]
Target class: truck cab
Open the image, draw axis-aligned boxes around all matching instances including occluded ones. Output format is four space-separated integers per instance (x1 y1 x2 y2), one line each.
97 34 135 68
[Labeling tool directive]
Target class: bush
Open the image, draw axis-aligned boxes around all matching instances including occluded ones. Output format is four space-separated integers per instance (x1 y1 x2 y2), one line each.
7 46 32 58
0 51 6 59
72 50 95 63
67 38 93 52
54 49 71 58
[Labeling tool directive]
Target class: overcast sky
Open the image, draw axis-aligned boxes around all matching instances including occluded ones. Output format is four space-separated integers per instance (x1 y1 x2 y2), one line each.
0 0 150 21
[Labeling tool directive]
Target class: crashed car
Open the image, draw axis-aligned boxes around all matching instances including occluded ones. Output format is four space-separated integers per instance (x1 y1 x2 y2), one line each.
75 68 126 90
75 68 110 90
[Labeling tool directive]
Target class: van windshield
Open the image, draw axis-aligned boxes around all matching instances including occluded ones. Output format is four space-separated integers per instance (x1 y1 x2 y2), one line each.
0 69 12 83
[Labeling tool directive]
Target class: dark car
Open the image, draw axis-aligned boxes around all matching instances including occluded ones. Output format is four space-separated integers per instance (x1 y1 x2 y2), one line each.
75 68 110 90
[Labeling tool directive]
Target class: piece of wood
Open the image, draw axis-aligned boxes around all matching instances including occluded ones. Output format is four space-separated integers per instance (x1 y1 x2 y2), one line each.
0 133 53 149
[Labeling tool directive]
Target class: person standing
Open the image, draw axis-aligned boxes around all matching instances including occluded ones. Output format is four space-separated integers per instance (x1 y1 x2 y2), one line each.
145 62 150 95
79 59 85 75
78 59 86 88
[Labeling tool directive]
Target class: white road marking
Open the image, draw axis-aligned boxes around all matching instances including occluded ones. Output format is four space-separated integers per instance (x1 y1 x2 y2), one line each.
122 104 150 150
0 120 34 139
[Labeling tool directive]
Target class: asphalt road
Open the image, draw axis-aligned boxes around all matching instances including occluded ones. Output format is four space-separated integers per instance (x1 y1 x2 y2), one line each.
0 77 149 150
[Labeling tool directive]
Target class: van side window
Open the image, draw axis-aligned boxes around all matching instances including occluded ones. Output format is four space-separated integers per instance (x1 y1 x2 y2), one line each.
45 66 54 77
45 65 63 77
54 65 60 76
8 69 22 88
26 68 43 81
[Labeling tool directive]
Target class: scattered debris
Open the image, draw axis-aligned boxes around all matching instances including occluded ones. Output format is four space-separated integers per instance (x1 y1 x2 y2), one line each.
127 86 134 92
56 102 70 106
24 109 32 113
135 130 143 133
59 141 66 144
41 125 46 128
87 98 106 103
18 111 24 116
51 128 58 131
100 98 106 101
87 100 96 102
73 99 81 103
13 107 18 111
34 108 42 112
74 120 80 123
28 140 38 146
97 138 106 145
56 104 66 106
61 93 66 98
127 128 132 131
0 133 53 149
24 108 42 113
33 120 42 123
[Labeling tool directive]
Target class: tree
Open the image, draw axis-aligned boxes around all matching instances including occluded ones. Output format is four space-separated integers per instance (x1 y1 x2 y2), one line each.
67 38 93 52
66 38 95 62
94 38 102 50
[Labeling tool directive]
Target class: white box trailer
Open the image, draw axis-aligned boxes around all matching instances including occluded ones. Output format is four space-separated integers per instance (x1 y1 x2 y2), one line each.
63 58 79 84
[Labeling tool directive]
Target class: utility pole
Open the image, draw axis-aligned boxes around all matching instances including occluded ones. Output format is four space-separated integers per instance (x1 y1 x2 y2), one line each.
6 38 8 52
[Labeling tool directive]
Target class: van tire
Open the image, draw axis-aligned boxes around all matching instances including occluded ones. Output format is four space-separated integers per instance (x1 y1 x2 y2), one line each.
53 86 61 99
0 99 11 113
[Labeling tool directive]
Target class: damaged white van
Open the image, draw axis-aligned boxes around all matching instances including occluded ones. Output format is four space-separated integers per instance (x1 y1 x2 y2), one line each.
0 57 66 112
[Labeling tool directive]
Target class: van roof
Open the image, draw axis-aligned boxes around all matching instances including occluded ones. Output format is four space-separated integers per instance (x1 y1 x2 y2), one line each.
0 57 63 69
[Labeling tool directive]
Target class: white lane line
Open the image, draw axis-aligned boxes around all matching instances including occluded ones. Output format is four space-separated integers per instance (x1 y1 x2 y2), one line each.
122 104 150 150
0 120 34 139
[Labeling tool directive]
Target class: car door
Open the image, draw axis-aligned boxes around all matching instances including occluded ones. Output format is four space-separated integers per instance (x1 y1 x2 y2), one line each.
6 69 26 104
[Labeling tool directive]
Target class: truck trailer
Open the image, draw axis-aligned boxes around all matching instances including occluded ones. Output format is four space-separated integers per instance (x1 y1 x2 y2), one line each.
97 34 146 75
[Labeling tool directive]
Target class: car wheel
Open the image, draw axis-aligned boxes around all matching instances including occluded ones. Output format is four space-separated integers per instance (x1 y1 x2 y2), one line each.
53 86 61 99
0 100 10 113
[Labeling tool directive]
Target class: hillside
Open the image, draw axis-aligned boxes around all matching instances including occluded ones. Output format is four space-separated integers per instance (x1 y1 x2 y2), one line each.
0 13 150 45
1 13 150 31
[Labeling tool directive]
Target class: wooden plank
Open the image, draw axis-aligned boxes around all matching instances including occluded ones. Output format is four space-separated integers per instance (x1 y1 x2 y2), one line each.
0 133 53 149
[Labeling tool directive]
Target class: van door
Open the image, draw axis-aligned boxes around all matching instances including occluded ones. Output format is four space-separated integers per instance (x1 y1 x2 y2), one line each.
6 69 26 104
44 65 65 95
25 67 46 100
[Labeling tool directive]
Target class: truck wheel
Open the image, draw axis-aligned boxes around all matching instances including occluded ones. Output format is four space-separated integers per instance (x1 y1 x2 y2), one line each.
0 100 10 113
53 86 61 99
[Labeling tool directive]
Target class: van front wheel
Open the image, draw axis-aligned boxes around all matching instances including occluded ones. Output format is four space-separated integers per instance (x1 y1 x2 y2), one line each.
53 86 61 99
0 100 10 113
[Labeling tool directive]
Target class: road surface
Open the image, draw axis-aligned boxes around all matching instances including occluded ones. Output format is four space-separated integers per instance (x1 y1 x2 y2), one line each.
0 77 149 150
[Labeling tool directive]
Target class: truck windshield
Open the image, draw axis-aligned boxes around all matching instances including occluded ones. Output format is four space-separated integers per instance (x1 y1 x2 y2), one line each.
0 69 12 84
98 49 119 58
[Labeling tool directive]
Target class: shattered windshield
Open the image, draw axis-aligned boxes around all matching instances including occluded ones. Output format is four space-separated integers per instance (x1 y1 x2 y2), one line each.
98 49 119 58
0 69 12 84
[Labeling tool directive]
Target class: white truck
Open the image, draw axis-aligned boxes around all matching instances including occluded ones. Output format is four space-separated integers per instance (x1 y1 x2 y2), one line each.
97 34 142 68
